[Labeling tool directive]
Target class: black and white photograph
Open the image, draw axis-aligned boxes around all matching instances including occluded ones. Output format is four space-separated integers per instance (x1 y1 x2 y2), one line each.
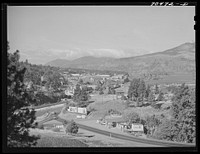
3 2 196 151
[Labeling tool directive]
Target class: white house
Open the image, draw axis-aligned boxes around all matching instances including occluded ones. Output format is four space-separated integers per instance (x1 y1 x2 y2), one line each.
77 107 87 114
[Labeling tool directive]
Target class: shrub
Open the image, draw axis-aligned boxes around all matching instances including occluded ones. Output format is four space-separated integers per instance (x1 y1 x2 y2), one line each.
151 102 162 109
65 120 79 134
38 124 44 130
108 109 121 115
62 120 68 126
123 112 140 124
157 91 164 101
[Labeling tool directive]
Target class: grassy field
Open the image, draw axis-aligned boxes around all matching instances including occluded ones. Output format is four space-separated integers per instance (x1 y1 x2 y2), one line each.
88 93 173 121
87 99 127 119
33 136 88 147
123 106 171 119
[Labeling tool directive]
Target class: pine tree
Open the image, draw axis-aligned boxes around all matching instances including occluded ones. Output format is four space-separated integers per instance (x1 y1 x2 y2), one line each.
148 91 155 103
65 120 79 134
145 115 160 136
153 84 196 143
73 84 81 103
123 112 140 124
157 91 164 101
7 49 39 147
128 78 140 101
170 84 196 143
137 79 146 101
145 84 151 99
155 84 159 94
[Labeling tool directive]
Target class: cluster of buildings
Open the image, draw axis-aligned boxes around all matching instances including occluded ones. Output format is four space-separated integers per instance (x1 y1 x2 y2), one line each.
60 71 130 99
97 117 144 136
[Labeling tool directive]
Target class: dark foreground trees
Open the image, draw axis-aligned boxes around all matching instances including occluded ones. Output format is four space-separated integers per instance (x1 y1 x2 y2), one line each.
153 84 196 143
7 49 39 147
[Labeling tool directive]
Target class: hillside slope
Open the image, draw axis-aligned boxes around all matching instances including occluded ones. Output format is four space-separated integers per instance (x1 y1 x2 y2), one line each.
46 42 195 84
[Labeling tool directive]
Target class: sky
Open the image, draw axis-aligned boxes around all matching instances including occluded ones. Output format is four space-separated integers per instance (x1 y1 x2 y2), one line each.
7 6 195 65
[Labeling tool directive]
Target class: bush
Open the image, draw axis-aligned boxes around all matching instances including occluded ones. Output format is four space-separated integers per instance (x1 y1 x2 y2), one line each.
157 92 164 101
108 109 121 115
151 102 162 109
123 112 140 124
62 120 68 126
65 120 79 134
38 124 44 130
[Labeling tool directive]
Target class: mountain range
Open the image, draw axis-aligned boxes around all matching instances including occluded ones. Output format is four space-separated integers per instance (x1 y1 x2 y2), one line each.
45 42 195 84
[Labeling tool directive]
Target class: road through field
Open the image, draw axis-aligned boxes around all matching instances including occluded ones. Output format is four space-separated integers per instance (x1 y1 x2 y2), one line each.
75 122 195 147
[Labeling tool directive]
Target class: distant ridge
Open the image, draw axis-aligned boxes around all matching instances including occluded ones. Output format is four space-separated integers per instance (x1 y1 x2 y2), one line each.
45 42 195 84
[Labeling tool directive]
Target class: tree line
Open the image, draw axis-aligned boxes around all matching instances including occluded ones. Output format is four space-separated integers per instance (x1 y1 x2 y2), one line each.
126 78 195 143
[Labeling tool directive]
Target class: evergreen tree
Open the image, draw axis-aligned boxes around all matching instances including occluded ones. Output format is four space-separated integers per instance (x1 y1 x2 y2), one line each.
153 84 196 143
99 87 104 95
128 78 140 101
148 91 155 103
7 49 39 147
137 79 146 101
152 118 174 140
123 112 140 124
73 84 81 103
170 84 196 143
155 84 159 94
65 120 79 134
145 84 151 99
145 115 160 136
73 84 89 104
157 91 164 101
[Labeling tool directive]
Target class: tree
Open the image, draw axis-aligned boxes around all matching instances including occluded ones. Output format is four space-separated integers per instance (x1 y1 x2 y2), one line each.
65 120 79 134
155 84 159 94
145 85 151 99
73 84 89 104
123 112 140 124
145 115 160 136
73 84 82 103
153 84 196 143
7 49 39 147
169 84 196 143
148 91 155 103
128 78 140 101
128 78 147 102
78 78 83 85
137 79 146 101
152 118 174 140
45 70 62 91
123 76 129 83
157 91 164 101
99 87 104 95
